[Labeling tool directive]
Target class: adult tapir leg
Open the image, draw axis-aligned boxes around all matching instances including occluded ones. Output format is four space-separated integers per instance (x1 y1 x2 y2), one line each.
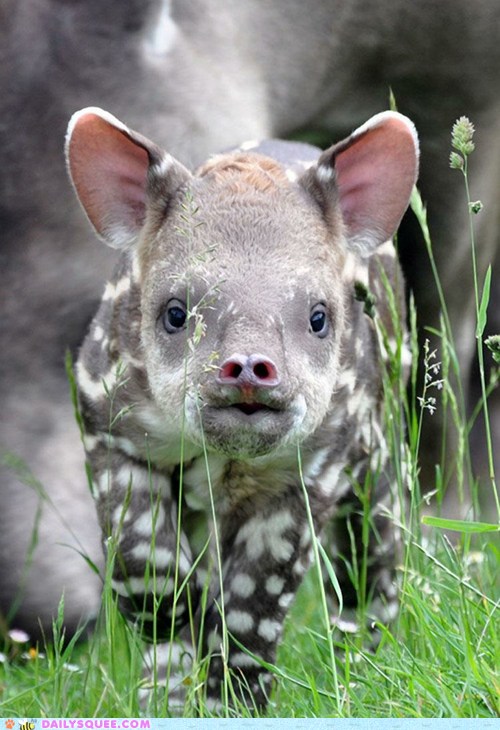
0 0 272 636
0 384 103 636
0 208 116 636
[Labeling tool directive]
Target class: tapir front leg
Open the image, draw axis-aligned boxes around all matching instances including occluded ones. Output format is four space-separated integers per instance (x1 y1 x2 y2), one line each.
89 442 199 639
325 457 400 635
202 486 314 709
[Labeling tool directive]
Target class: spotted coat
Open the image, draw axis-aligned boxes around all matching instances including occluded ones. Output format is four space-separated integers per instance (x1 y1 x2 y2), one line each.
66 108 418 709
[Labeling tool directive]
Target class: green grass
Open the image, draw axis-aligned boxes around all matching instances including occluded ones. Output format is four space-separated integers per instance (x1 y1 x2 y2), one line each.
0 117 499 718
0 532 498 718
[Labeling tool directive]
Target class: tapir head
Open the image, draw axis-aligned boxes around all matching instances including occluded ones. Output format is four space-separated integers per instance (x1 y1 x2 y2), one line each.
66 108 418 459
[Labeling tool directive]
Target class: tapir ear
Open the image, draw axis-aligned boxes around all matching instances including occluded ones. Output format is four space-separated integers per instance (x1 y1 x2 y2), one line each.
65 107 192 249
300 111 419 256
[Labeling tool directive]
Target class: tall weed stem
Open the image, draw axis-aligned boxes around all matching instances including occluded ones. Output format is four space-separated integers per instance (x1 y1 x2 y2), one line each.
451 118 499 517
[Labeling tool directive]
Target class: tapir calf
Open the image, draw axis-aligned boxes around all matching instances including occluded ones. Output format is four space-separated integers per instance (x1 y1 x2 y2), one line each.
65 108 418 707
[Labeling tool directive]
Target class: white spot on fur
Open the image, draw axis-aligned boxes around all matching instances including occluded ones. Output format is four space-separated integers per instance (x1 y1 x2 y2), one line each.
401 337 412 372
316 163 335 184
145 640 178 667
317 460 344 497
377 238 396 258
299 524 311 548
110 579 130 597
267 535 295 564
114 276 131 298
133 505 166 537
111 574 173 597
153 547 174 569
229 651 259 668
157 575 175 596
257 618 281 642
343 252 368 284
151 154 176 179
83 433 99 452
182 455 226 511
265 575 285 595
292 559 305 575
331 615 359 633
76 361 106 401
304 446 330 480
112 435 140 458
236 509 295 562
79 359 129 402
226 610 254 633
132 512 154 537
206 629 220 652
102 281 116 301
176 550 192 577
347 386 367 417
130 251 141 282
101 364 121 392
92 325 104 342
278 592 295 610
336 368 357 394
95 470 112 495
112 503 130 527
355 335 364 358
231 573 256 598
116 463 150 490
131 543 173 568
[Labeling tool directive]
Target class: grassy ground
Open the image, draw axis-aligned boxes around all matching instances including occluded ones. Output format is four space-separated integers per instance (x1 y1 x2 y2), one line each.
0 118 499 718
0 530 498 718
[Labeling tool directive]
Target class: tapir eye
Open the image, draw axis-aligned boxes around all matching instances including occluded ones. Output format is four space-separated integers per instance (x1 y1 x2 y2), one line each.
163 299 188 333
309 304 329 337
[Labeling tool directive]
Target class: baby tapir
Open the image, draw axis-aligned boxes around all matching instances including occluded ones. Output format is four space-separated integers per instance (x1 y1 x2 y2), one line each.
65 108 418 709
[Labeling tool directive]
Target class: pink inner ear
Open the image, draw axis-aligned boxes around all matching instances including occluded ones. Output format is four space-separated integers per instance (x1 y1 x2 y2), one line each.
68 112 149 246
335 117 418 251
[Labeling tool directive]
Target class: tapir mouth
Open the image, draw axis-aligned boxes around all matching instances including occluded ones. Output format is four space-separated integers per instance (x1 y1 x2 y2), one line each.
203 385 286 415
199 382 289 422
195 391 304 457
231 402 277 416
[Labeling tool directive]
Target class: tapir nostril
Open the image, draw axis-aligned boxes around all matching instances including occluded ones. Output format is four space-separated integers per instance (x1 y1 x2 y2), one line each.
220 361 243 380
253 360 276 381
217 354 280 387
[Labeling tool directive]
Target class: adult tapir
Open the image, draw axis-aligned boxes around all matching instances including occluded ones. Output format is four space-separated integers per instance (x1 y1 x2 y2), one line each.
1 0 498 638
